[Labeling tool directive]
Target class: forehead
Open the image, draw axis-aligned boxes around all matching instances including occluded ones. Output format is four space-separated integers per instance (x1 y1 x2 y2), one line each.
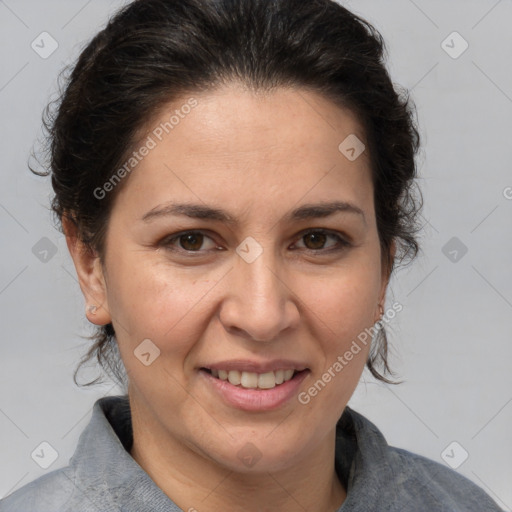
115 84 373 223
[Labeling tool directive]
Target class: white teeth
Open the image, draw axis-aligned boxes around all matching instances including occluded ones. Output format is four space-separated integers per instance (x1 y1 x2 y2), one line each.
210 368 298 389
283 369 294 381
227 370 241 386
241 371 259 388
258 372 276 389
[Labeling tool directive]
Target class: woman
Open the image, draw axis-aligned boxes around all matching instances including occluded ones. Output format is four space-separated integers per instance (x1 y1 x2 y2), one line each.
0 0 503 510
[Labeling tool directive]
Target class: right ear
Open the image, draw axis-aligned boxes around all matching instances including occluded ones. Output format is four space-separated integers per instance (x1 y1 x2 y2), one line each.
62 214 112 326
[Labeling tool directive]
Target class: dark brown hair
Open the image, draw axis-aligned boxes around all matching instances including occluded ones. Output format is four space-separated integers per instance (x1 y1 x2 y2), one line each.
32 0 423 388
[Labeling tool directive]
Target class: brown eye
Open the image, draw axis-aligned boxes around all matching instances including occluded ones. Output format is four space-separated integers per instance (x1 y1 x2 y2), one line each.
303 232 328 250
178 232 204 251
294 229 350 253
162 231 218 253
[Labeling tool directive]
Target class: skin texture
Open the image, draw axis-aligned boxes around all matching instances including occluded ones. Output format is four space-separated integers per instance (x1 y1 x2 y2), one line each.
64 83 395 512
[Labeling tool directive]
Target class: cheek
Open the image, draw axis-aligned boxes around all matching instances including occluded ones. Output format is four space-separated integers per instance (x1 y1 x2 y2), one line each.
104 253 211 351
298 260 381 342
108 261 216 398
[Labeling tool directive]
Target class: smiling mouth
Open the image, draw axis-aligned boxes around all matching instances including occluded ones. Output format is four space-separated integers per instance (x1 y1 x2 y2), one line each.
200 368 308 390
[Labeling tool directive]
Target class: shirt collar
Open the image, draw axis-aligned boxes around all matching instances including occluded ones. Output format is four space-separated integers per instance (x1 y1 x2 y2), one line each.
69 395 179 511
69 395 398 511
335 407 400 510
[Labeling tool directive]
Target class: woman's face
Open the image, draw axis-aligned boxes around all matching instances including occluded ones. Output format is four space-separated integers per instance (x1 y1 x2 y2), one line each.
75 83 392 473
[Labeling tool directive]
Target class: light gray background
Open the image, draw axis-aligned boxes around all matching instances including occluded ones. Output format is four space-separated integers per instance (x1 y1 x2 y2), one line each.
1 0 511 508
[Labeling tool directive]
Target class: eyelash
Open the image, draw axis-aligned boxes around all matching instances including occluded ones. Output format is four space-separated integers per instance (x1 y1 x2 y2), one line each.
160 229 351 256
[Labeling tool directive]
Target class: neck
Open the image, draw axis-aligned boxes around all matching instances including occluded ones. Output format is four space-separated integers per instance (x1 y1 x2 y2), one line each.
129 399 346 512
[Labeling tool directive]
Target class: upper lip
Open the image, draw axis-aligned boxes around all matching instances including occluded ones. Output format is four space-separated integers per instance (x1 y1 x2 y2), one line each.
200 359 309 373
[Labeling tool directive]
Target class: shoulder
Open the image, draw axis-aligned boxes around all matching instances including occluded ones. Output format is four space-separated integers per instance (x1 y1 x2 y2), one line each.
385 445 503 511
0 467 84 512
0 462 122 512
340 407 503 511
0 395 131 512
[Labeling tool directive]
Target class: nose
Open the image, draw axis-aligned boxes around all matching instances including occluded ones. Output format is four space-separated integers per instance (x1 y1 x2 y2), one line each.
218 247 300 343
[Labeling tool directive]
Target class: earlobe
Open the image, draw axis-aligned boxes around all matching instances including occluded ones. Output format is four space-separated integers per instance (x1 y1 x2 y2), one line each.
377 239 397 318
384 239 397 279
62 215 112 326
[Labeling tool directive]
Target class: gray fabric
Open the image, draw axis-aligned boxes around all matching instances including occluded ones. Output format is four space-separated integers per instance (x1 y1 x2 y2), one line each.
0 395 503 512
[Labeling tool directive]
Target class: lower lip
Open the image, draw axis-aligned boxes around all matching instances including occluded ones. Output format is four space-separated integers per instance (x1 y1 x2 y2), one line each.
199 369 309 412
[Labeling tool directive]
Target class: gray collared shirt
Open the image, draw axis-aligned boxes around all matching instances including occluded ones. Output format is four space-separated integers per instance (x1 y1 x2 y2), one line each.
0 395 503 511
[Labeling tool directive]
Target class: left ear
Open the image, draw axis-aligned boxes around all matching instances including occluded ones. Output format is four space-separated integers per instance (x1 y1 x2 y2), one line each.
63 214 112 327
377 239 397 317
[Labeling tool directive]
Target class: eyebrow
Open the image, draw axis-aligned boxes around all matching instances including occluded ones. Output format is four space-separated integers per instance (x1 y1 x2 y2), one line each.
141 200 366 226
